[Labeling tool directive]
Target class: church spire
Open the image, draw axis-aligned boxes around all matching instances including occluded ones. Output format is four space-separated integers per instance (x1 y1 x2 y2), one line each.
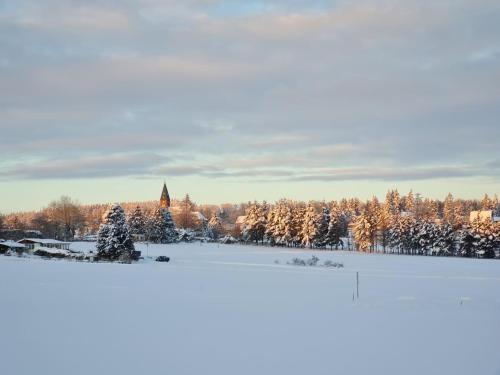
160 182 171 209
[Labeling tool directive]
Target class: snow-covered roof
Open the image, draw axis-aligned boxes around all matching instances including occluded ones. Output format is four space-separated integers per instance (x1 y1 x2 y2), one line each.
0 240 26 248
34 246 71 255
193 211 207 221
19 238 70 245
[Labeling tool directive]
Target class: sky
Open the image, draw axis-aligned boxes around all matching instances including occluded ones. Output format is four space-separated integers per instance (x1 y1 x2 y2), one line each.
0 0 499 213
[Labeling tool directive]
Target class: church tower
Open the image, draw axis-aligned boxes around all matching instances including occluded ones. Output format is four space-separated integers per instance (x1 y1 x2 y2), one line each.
160 182 171 209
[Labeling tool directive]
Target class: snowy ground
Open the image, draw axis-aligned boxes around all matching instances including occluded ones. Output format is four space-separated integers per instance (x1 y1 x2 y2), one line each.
1 242 499 375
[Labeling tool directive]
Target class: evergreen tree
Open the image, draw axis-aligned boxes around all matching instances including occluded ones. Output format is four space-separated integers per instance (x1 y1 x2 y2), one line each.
404 190 415 213
481 193 494 211
443 193 455 225
147 207 176 243
163 210 177 243
325 207 343 250
435 223 455 256
127 206 146 236
282 203 297 247
292 204 305 247
264 206 277 245
456 225 475 257
96 204 134 261
314 207 330 248
208 213 223 240
471 217 496 258
385 189 401 216
353 214 372 252
300 204 318 248
243 203 267 244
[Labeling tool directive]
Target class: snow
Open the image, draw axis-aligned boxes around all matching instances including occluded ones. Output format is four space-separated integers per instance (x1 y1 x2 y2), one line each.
34 246 72 255
1 242 499 375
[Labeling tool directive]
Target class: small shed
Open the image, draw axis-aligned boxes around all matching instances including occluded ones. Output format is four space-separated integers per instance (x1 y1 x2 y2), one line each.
0 241 26 255
18 238 71 253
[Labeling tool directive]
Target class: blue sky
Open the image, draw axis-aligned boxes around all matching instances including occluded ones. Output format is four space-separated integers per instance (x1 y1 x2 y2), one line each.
0 0 499 212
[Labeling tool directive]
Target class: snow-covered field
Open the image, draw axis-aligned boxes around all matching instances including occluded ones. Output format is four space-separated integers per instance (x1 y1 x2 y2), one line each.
1 242 499 375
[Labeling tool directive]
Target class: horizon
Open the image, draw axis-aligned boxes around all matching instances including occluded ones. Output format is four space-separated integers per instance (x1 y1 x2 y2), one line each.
1 178 497 215
1 0 499 213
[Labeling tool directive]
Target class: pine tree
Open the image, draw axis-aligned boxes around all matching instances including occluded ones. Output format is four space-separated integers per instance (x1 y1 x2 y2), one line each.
404 190 415 213
435 223 455 256
443 193 455 225
264 206 277 245
163 210 177 243
243 203 267 244
416 220 435 255
300 204 318 248
456 225 475 257
481 193 494 211
127 206 146 236
353 214 372 252
96 203 135 261
292 204 305 247
282 203 297 247
325 207 343 250
208 213 223 240
314 207 330 248
147 207 176 243
471 217 496 258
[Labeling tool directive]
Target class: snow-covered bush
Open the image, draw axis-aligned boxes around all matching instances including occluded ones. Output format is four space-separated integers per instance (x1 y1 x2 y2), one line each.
323 260 344 268
288 257 306 266
306 255 320 266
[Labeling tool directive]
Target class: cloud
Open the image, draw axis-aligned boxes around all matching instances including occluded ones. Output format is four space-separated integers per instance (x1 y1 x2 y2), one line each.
0 0 499 202
0 153 167 179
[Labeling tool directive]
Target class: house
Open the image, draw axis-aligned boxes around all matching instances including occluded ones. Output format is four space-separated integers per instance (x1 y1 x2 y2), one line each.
18 238 71 253
469 210 498 223
0 240 26 255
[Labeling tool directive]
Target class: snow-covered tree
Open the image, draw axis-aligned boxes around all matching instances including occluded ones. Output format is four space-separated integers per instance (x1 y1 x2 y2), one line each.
96 203 134 261
403 190 415 213
127 206 146 236
314 207 330 248
208 213 223 240
481 193 494 211
353 214 372 252
163 210 177 243
456 225 475 257
471 217 496 258
300 204 318 248
325 207 343 250
385 189 401 216
147 207 177 244
243 203 267 244
443 193 455 226
415 220 436 255
435 223 455 256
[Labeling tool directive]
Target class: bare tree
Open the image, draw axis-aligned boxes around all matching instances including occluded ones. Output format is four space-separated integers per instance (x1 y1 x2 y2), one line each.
47 196 84 240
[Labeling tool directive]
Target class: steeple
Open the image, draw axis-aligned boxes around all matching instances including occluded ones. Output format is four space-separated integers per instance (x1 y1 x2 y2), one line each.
160 182 171 209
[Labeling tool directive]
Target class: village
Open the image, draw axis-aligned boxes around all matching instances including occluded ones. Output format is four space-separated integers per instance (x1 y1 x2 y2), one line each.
1 184 499 262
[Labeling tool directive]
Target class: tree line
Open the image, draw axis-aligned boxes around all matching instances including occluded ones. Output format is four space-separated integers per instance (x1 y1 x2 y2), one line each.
240 192 500 258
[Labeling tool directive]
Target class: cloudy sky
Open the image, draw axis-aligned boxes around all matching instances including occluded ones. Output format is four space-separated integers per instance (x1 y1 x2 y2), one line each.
1 0 499 212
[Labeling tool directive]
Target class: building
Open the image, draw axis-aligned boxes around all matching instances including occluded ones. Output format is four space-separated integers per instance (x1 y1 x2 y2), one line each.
0 240 26 255
160 182 171 209
18 238 71 253
469 210 500 223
